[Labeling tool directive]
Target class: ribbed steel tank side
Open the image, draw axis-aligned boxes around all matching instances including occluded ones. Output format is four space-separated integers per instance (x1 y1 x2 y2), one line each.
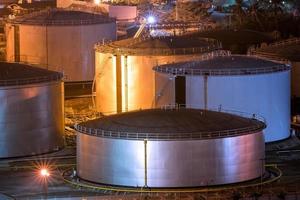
95 53 201 115
292 62 300 98
77 131 265 187
190 71 290 142
6 22 116 81
0 81 64 158
5 24 15 63
95 52 117 115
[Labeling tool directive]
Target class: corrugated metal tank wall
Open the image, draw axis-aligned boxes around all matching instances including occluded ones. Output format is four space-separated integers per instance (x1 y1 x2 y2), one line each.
6 22 117 81
77 131 265 187
95 53 204 115
0 81 64 158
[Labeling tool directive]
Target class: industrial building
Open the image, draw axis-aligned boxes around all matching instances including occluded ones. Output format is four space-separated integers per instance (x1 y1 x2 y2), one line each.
153 54 291 142
95 36 222 115
0 62 64 158
76 108 266 187
5 9 117 82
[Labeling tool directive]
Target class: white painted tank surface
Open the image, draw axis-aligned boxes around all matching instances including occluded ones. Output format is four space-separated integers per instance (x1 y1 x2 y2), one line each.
5 9 117 82
76 108 266 187
95 36 222 115
153 55 291 142
0 62 64 158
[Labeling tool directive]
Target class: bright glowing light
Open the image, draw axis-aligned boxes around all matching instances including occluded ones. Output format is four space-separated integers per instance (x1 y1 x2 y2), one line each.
40 168 50 177
94 0 101 5
147 16 156 24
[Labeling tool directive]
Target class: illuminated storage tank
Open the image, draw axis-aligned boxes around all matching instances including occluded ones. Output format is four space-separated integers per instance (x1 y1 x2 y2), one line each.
76 108 266 187
95 36 222 115
153 55 291 142
0 62 64 158
5 9 117 82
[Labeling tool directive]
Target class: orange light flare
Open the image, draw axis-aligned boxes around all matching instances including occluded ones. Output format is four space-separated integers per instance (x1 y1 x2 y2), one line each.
40 168 50 178
94 0 101 5
32 159 57 185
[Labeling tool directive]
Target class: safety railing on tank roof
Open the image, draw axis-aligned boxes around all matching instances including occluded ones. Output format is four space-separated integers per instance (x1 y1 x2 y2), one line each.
0 60 63 86
248 49 292 64
247 37 300 63
265 37 300 48
0 73 63 86
145 21 216 30
7 55 64 71
154 58 291 76
75 106 266 140
7 8 114 25
161 104 266 123
96 37 222 56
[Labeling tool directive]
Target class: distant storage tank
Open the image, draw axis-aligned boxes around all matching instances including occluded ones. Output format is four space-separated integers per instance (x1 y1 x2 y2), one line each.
248 39 300 98
76 108 266 187
0 62 64 158
95 36 222 115
153 55 291 142
5 9 117 82
56 0 137 22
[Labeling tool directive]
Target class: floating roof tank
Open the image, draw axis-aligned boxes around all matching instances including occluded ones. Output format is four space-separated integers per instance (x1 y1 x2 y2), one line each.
76 108 266 187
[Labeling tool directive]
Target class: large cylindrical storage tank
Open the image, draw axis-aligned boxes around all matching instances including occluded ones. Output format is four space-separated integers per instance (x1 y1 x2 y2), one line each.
5 9 117 82
153 55 291 142
0 62 64 158
76 108 266 187
95 36 221 115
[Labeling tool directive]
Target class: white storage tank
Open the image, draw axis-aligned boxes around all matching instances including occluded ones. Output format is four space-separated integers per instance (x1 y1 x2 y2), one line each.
5 9 117 82
153 55 291 142
0 62 64 158
95 36 222 115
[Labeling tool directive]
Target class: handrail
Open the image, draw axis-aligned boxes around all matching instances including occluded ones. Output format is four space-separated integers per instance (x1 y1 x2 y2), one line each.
75 106 266 140
95 36 222 56
153 53 290 76
0 60 63 86
154 62 290 76
6 8 115 26
0 74 62 86
247 37 300 63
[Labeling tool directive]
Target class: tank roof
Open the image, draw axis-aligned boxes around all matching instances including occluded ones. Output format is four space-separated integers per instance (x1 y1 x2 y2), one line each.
0 62 63 86
95 36 221 56
76 108 265 140
153 55 290 76
8 9 115 26
254 43 300 62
